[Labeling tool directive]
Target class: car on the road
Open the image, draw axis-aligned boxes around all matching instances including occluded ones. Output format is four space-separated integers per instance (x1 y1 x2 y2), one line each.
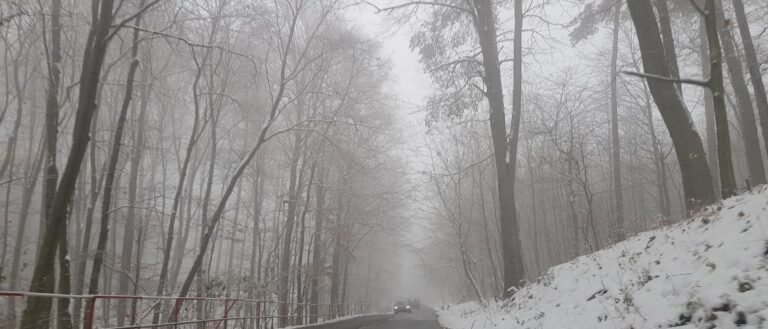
393 300 412 314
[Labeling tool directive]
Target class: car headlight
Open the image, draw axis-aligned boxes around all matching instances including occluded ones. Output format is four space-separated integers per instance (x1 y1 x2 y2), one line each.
406 305 410 308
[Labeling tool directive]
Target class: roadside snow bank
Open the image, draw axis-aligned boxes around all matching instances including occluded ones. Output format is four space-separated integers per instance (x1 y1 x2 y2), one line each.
437 187 768 329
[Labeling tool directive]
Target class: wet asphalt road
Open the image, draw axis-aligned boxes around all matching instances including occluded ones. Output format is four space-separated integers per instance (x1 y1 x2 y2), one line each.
299 308 440 329
362 308 440 329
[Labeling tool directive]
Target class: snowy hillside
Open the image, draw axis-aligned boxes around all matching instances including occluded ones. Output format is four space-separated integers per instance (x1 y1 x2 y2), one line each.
437 187 768 329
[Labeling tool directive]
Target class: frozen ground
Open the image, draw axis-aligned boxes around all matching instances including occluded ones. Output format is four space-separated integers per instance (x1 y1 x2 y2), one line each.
437 187 768 329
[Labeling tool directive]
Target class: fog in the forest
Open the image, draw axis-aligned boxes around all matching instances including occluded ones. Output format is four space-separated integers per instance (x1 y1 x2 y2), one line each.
2 0 768 327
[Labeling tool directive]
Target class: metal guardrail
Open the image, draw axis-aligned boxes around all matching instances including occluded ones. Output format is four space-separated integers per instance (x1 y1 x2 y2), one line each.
0 291 369 329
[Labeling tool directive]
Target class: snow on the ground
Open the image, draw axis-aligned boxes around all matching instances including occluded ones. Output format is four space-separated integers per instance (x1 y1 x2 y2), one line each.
437 187 768 329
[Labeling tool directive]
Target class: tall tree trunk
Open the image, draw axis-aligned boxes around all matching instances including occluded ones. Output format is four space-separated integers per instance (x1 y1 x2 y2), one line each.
640 77 673 217
295 165 315 325
472 0 526 294
56 235 73 329
609 1 625 242
72 118 105 329
477 163 502 297
654 0 682 95
704 0 737 198
1 167 10 288
340 255 350 308
0 56 25 182
196 100 220 327
42 0 62 229
309 168 325 323
152 37 209 325
698 20 721 199
247 164 264 329
21 0 120 329
168 156 201 291
329 183 346 314
731 0 768 160
226 183 243 278
7 145 44 325
460 246 484 303
278 133 304 327
21 0 118 326
625 0 716 212
117 18 149 324
526 154 542 275
713 0 766 186
87 7 143 295
566 151 580 257
42 1 73 327
174 35 295 300
249 163 264 282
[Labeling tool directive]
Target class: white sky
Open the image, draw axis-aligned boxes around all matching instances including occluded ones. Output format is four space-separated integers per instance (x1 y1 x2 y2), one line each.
344 2 432 123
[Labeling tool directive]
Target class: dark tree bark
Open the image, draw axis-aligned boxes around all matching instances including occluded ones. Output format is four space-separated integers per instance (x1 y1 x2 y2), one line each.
309 168 326 323
731 0 768 160
125 66 151 324
625 0 715 212
278 131 304 327
6 143 44 326
476 159 502 296
698 20 721 199
56 235 73 329
704 0 737 198
642 77 673 217
116 6 148 323
713 0 766 186
472 0 526 294
87 6 144 295
328 183 345 314
152 35 210 324
295 164 315 325
42 0 62 227
654 0 682 95
72 114 106 328
21 0 118 327
609 0 625 242
41 1 73 327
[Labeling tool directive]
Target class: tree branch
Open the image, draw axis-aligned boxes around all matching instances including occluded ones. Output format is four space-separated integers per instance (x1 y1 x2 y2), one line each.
106 0 163 41
363 0 473 15
429 57 482 73
620 70 710 88
119 24 259 69
687 0 707 16
0 10 26 27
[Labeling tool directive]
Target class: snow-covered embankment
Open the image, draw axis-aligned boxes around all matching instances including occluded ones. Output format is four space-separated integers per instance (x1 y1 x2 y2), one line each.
438 187 768 328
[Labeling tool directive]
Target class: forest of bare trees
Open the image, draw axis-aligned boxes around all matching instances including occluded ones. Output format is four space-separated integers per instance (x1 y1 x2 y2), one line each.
394 0 768 302
0 0 408 328
1 0 768 327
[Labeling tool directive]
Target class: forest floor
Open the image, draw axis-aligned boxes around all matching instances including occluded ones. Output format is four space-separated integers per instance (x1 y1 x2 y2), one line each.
436 186 768 329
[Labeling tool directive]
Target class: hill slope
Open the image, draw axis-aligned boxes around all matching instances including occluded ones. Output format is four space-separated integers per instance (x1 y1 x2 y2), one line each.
437 187 768 329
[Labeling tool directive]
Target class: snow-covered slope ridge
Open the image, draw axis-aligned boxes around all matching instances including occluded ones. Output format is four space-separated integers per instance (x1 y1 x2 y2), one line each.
437 187 768 329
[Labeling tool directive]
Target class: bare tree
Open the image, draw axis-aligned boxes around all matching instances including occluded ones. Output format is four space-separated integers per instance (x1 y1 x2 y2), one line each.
625 0 715 212
730 0 768 158
21 0 160 326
